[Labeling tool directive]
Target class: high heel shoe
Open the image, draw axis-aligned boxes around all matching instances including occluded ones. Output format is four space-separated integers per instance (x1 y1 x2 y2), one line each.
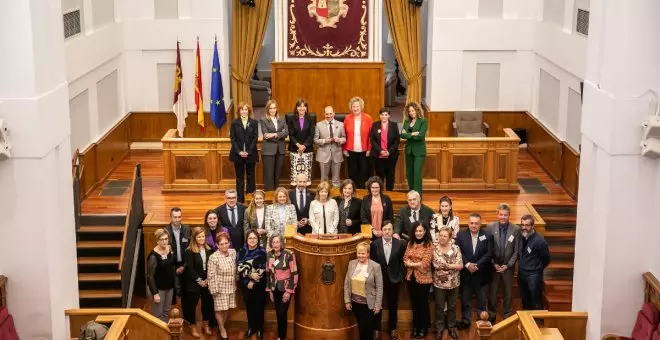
189 324 200 339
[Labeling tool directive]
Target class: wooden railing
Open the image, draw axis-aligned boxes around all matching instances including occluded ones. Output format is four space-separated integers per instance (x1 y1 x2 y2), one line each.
118 164 145 307
0 275 7 308
66 308 183 340
72 149 82 231
478 310 588 340
602 272 660 340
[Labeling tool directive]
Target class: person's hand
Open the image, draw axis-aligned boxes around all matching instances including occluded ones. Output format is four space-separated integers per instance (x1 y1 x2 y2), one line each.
366 150 371 157
382 150 389 157
198 280 207 287
499 265 508 273
468 263 477 273
258 228 266 235
373 230 383 237
176 266 184 275
411 131 420 136
269 291 274 302
343 150 349 157
153 294 161 304
282 292 291 303
333 137 341 143
325 137 333 143
345 219 352 226
494 264 501 271
345 303 352 311
393 233 400 239
247 281 254 289
373 307 381 314
250 272 261 281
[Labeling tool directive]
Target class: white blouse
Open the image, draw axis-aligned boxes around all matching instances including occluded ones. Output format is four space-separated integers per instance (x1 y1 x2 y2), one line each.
256 207 265 228
353 118 362 152
309 199 339 234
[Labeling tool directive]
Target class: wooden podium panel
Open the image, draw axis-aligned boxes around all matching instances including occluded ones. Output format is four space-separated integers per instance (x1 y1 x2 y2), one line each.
271 62 385 121
161 128 520 192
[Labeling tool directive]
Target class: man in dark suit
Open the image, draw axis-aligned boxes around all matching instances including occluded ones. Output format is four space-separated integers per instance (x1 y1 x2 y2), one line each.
214 189 246 248
455 213 492 329
518 215 550 310
369 108 400 191
289 173 315 234
370 221 406 340
166 207 191 300
486 203 520 322
394 190 434 240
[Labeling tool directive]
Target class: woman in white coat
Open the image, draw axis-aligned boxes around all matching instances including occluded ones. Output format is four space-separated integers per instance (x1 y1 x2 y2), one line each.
308 181 339 234
430 196 460 243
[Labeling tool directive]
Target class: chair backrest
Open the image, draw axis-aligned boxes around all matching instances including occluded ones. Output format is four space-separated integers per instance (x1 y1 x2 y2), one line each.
630 302 660 340
454 111 484 134
334 113 347 123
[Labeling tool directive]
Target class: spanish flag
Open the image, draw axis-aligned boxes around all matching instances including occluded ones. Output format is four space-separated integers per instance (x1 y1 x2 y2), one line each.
194 37 205 129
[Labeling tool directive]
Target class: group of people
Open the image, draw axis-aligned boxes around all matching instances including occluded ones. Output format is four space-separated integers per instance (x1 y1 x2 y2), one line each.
229 96 427 203
146 180 551 340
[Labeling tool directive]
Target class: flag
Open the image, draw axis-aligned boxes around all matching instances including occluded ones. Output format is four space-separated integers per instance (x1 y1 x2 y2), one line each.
210 37 226 129
173 41 187 137
194 37 205 129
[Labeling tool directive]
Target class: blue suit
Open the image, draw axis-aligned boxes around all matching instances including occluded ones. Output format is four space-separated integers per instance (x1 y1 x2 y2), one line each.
455 228 493 323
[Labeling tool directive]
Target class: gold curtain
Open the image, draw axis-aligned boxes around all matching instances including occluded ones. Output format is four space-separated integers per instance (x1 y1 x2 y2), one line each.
231 0 273 116
384 1 422 105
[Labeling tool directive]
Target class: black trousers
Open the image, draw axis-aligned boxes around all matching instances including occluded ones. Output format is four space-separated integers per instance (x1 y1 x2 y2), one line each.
233 159 256 203
347 151 370 188
352 301 374 340
262 153 284 191
240 284 266 332
434 287 459 332
408 277 431 333
373 280 400 331
273 290 291 339
460 274 487 323
518 272 544 310
488 268 514 319
373 156 398 191
182 286 216 326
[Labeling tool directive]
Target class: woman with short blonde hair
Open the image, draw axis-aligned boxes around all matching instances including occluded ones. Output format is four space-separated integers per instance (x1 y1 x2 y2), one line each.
264 187 298 239
309 181 339 234
343 96 373 189
344 240 383 340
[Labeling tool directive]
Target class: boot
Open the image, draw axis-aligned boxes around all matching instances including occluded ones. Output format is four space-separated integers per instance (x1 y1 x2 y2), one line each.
189 324 201 339
373 330 381 340
203 321 213 336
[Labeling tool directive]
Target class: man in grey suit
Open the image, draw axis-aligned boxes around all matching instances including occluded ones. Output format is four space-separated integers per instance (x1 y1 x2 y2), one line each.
314 106 346 187
487 203 520 323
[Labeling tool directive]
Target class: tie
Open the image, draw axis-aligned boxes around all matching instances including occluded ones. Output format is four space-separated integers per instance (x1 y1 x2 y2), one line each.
299 190 305 211
329 122 334 139
229 208 235 227
322 204 327 234
412 210 417 222
500 227 507 252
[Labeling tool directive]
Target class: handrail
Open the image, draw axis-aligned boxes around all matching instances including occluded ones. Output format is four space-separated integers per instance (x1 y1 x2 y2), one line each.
72 149 82 231
479 311 586 340
644 271 660 309
0 275 7 308
95 315 130 340
66 308 183 339
118 164 144 307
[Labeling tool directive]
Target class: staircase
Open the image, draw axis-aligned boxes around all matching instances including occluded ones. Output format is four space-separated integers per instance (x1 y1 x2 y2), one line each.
533 204 577 312
76 214 126 308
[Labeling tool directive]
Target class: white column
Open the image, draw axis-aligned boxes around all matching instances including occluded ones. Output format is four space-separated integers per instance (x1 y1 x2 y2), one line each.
572 0 660 339
0 1 79 339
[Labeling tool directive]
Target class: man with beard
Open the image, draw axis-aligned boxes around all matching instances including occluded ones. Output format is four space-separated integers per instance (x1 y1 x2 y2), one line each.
518 215 550 310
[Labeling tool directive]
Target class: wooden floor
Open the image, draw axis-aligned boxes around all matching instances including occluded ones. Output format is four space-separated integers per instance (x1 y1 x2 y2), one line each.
81 149 576 225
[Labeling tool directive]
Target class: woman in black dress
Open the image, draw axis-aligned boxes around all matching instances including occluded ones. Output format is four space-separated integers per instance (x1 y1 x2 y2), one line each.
230 102 259 203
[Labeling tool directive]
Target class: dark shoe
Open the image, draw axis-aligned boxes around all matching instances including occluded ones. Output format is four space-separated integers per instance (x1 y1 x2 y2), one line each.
373 330 381 340
411 328 418 338
448 328 459 339
245 328 254 338
256 331 263 340
435 329 445 340
417 329 427 339
457 320 470 330
390 329 399 340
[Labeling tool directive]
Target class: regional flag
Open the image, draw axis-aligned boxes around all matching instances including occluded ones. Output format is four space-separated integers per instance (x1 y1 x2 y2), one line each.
194 37 205 129
173 41 187 137
210 37 226 129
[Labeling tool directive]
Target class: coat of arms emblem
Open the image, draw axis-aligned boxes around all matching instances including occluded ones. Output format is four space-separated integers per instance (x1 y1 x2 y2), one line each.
308 0 349 28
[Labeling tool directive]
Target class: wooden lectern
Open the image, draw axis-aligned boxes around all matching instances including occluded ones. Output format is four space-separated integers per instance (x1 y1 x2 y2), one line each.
284 225 372 339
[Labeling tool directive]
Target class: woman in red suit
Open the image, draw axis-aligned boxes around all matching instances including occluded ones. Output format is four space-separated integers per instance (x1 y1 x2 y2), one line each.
343 96 373 189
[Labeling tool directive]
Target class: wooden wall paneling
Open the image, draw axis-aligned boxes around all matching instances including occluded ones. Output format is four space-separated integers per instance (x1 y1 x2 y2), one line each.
524 114 564 181
78 114 131 198
426 112 453 137
271 62 385 121
561 143 580 199
129 112 177 141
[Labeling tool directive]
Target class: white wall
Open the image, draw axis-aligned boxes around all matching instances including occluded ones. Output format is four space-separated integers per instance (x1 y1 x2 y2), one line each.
426 0 588 150
65 0 231 152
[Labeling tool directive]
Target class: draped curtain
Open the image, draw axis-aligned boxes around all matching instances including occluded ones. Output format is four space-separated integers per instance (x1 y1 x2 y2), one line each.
384 1 422 105
231 0 273 116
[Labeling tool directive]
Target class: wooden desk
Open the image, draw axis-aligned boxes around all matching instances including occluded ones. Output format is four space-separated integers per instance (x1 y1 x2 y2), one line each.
161 128 520 192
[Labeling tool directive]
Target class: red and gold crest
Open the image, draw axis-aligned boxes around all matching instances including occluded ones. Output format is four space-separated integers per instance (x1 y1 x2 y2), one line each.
307 0 349 28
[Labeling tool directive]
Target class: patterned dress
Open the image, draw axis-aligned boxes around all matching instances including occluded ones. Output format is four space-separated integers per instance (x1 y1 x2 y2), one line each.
207 248 237 311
